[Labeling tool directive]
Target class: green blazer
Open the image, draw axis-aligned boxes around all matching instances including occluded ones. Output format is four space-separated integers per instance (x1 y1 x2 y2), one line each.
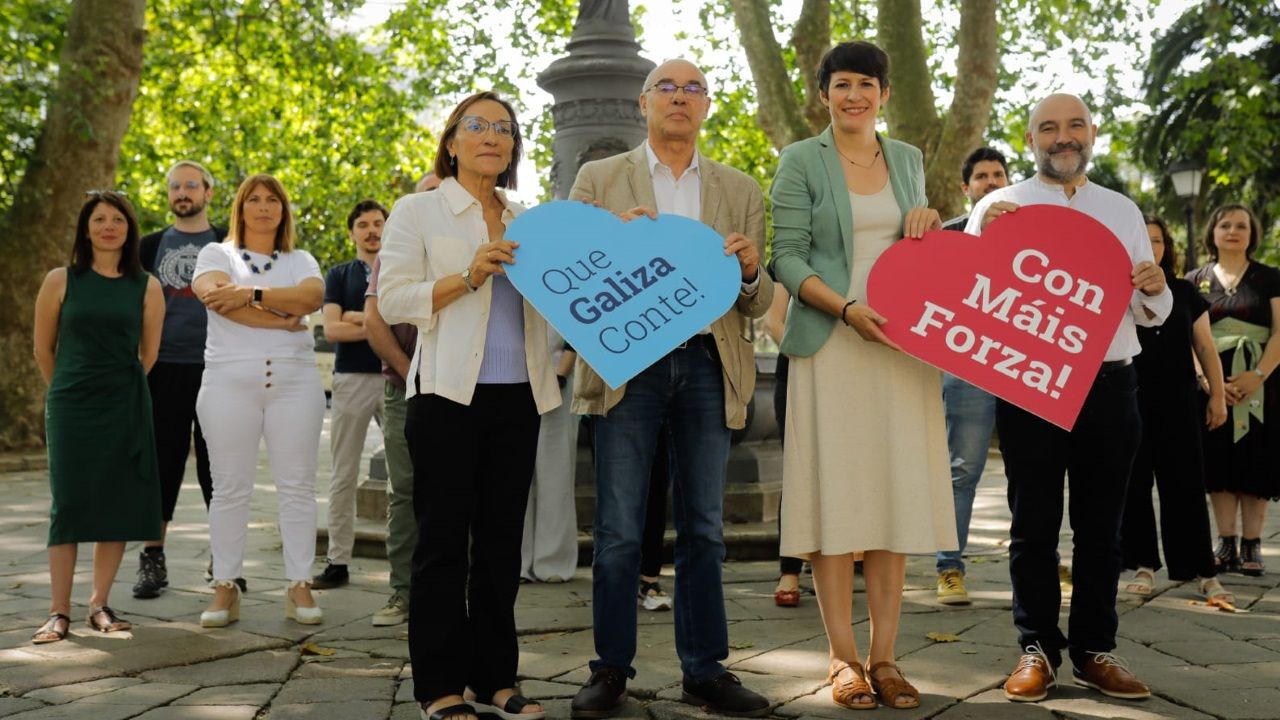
769 126 927 357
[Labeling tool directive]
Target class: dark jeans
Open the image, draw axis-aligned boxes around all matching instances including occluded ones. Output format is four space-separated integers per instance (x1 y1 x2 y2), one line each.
405 384 540 703
639 426 671 579
997 363 1141 669
774 355 803 577
1121 384 1216 579
149 360 213 521
590 341 731 682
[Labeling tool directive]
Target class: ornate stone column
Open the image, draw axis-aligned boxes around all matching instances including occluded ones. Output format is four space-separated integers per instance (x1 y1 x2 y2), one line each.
537 0 655 199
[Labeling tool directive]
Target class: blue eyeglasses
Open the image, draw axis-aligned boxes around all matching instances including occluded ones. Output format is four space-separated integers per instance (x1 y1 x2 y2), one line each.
646 82 708 96
458 116 517 138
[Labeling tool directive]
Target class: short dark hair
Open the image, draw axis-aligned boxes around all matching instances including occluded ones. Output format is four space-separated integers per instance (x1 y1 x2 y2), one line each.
1143 214 1177 279
347 199 388 231
432 91 522 190
817 41 890 96
1201 203 1260 261
961 147 1008 185
72 191 142 278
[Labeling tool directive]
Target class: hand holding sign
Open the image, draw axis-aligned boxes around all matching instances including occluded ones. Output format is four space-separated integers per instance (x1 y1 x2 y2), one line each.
867 205 1133 430
505 202 741 389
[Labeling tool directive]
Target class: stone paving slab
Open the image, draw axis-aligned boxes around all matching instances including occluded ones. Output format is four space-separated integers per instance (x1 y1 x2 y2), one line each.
170 683 279 706
139 648 300 686
269 700 393 719
272 676 396 704
134 707 260 720
0 700 43 719
1150 637 1280 665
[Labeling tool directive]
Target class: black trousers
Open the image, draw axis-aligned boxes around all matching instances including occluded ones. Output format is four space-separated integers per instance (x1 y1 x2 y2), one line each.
406 384 540 703
639 425 671 578
149 361 213 521
774 355 803 576
1121 383 1216 579
997 363 1141 669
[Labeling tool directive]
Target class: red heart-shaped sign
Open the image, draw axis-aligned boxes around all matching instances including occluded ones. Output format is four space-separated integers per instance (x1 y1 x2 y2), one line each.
867 204 1133 430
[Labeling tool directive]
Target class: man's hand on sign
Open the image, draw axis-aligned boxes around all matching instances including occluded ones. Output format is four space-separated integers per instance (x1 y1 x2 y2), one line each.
843 303 903 352
980 201 1020 230
903 207 942 239
724 232 760 282
1131 261 1167 297
619 206 658 222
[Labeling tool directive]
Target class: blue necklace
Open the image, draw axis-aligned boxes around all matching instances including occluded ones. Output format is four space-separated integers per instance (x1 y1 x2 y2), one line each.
241 245 279 274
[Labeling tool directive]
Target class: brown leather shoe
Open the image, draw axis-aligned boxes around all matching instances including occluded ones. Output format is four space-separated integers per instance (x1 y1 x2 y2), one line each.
1004 647 1057 702
1072 652 1150 699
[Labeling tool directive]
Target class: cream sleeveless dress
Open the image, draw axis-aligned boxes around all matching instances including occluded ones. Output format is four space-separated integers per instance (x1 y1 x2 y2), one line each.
780 183 958 557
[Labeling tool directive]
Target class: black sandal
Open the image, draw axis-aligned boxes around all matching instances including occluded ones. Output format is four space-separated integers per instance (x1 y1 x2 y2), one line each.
86 606 131 633
473 693 546 720
421 703 477 720
32 613 70 644
1240 537 1265 577
1214 535 1240 574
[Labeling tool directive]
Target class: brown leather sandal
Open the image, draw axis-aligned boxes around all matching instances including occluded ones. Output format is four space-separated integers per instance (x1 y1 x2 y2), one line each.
866 661 920 709
827 659 876 710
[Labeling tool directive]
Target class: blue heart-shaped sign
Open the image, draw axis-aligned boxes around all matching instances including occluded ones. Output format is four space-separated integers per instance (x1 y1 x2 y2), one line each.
506 201 741 389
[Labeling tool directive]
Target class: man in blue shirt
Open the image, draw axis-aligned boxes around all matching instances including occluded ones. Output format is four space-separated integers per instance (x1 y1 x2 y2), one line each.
313 200 388 588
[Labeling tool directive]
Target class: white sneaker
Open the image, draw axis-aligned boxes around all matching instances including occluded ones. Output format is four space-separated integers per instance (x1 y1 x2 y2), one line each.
638 580 672 611
372 593 409 626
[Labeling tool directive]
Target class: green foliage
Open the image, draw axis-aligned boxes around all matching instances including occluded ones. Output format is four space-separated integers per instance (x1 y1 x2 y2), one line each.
0 0 70 209
1131 0 1280 266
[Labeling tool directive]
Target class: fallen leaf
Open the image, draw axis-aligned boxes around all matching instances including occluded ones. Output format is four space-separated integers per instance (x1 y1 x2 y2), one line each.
6 582 22 590
926 632 961 643
1189 599 1249 614
300 642 336 656
960 649 979 655
729 641 755 650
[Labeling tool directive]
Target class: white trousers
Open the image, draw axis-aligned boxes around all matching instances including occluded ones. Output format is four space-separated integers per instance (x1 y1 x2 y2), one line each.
197 358 326 582
327 371 384 565
521 378 580 581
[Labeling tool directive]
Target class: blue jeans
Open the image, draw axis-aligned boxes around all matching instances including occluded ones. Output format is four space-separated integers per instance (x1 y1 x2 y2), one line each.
937 374 996 574
590 341 731 682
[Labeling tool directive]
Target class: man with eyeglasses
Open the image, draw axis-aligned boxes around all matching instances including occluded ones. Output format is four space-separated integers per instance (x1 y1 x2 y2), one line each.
133 160 232 599
568 58 773 719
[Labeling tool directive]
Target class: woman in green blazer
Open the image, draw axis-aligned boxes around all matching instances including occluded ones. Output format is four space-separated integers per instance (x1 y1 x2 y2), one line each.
770 41 957 711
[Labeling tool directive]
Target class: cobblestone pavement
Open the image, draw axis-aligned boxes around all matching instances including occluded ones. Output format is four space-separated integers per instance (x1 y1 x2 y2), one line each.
0 414 1276 719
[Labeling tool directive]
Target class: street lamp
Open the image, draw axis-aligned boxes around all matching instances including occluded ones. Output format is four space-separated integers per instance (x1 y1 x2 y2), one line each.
1168 157 1205 272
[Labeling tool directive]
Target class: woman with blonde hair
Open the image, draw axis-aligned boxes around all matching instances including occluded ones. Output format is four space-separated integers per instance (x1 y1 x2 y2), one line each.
192 173 327 627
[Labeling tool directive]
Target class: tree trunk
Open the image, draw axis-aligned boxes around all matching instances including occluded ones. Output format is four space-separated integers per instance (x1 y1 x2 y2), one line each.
789 0 831 135
927 0 998 221
879 0 997 220
0 0 146 450
729 0 816 148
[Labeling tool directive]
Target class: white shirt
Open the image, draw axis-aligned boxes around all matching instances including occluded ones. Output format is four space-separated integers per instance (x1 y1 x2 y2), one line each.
192 242 321 364
644 141 760 323
376 177 561 414
965 175 1172 362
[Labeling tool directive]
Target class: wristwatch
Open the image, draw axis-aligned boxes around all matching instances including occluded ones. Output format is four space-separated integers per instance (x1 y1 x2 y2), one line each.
460 267 478 292
252 286 264 306
1254 367 1266 379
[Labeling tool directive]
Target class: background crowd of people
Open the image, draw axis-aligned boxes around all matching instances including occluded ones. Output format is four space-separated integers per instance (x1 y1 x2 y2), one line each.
29 37 1273 720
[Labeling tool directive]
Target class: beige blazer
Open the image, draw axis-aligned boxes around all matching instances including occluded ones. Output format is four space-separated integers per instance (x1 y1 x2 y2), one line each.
568 144 773 429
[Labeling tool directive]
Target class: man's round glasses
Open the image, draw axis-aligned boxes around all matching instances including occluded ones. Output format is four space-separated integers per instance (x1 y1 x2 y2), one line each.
646 82 708 96
459 116 517 138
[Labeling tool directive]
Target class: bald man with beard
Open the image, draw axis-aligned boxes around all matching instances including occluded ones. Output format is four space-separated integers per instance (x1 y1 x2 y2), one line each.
966 94 1171 703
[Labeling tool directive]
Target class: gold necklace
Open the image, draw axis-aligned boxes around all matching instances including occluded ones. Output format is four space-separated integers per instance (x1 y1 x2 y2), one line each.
835 147 882 168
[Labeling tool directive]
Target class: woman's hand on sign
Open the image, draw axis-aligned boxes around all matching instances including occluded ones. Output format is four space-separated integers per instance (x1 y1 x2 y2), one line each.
980 201 1020 230
470 240 518 285
843 303 902 351
903 207 941 239
1131 261 1166 296
619 206 657 223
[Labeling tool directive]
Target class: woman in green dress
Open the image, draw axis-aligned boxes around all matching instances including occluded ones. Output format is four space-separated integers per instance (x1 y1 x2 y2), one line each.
31 190 165 643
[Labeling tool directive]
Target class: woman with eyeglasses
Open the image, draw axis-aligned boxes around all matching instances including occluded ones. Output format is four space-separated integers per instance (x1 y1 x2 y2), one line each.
378 91 561 720
32 190 165 643
191 174 327 628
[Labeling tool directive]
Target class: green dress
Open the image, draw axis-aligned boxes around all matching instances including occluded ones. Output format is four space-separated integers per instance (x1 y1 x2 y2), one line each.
45 268 162 545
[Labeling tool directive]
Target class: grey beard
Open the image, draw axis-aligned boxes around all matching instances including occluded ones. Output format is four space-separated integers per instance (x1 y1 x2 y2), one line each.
1037 149 1089 183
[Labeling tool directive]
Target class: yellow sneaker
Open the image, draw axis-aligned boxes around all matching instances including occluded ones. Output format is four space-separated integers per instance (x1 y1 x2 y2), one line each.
937 569 971 605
